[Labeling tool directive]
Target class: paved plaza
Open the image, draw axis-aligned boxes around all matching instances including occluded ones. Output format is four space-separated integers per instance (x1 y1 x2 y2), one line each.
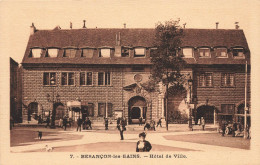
10 124 250 153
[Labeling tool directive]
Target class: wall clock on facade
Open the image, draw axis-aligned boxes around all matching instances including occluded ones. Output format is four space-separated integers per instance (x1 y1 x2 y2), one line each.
134 74 143 82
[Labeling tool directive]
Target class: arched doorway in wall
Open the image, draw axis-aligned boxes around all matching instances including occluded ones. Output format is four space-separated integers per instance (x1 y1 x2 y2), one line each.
196 105 215 124
28 102 38 121
128 96 147 124
54 102 65 120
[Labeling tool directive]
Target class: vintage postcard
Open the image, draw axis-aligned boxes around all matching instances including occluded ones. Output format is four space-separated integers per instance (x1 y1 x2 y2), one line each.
1 0 260 164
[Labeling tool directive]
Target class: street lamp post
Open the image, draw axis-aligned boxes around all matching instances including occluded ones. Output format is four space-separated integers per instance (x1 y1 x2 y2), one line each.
47 75 60 129
165 79 169 131
188 77 193 131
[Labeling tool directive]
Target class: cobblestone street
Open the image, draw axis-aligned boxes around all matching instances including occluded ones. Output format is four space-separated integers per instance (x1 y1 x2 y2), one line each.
10 124 250 152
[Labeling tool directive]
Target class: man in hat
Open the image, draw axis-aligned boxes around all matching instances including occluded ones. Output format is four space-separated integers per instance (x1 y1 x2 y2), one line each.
104 117 109 130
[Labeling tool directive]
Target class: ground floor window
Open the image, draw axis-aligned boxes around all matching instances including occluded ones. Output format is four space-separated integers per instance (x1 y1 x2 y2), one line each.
221 104 234 114
82 103 94 117
98 103 113 117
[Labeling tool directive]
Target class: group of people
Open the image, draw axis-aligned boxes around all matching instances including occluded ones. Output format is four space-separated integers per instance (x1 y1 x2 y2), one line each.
197 117 206 131
140 118 162 131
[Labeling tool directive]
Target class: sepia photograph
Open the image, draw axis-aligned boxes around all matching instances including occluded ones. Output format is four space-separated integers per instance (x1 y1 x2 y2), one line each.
1 0 260 164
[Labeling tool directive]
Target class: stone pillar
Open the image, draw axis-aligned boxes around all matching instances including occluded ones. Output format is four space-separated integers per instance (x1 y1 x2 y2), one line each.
161 98 165 118
214 109 216 125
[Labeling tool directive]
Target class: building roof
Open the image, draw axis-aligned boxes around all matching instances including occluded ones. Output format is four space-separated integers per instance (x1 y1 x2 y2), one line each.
22 28 250 66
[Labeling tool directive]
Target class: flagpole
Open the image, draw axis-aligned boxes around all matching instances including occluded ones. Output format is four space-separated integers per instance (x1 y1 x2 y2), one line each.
244 61 248 139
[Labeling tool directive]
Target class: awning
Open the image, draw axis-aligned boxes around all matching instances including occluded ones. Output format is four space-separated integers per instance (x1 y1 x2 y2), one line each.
67 101 81 108
234 114 251 117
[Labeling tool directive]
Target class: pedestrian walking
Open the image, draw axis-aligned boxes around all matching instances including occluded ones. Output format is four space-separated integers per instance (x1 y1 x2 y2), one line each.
198 118 201 126
104 117 109 130
221 121 226 136
118 118 126 140
63 116 67 130
77 117 82 132
136 132 152 152
232 122 237 137
201 117 205 131
156 118 162 127
139 116 143 126
86 117 92 130
38 115 42 124
58 118 63 128
150 120 156 131
45 117 50 128
144 121 149 131
117 117 121 130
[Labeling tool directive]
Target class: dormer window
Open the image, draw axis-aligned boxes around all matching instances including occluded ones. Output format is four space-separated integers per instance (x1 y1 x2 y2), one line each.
64 48 77 58
47 48 59 58
233 48 245 59
99 48 111 58
182 48 193 58
31 48 42 58
199 48 211 58
150 48 157 57
134 48 145 57
121 47 130 57
215 48 228 58
82 48 94 58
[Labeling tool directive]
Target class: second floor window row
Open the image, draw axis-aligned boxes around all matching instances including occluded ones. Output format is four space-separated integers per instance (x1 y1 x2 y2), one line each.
43 72 111 86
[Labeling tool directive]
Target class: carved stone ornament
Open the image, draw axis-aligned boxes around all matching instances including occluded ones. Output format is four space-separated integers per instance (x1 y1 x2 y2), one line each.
134 74 143 82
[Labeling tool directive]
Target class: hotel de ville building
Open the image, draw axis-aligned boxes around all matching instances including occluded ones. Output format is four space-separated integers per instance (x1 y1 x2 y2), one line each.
20 22 250 126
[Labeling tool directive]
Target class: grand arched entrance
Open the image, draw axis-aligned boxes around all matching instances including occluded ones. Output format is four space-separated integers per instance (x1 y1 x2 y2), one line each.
128 96 147 124
196 105 215 124
28 102 38 121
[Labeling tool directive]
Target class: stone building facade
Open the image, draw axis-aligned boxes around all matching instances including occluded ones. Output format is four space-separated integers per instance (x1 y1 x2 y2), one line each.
21 24 250 125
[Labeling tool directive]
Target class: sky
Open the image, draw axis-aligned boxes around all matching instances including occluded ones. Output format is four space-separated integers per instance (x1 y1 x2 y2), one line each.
0 0 259 64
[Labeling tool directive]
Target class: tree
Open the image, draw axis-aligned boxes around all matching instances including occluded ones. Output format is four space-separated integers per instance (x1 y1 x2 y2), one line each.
150 19 187 130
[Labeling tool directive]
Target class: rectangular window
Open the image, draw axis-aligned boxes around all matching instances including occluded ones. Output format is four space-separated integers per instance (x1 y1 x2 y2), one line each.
82 49 94 58
80 72 93 86
31 49 42 58
64 49 77 58
199 48 211 58
98 103 112 117
121 47 130 57
48 49 59 58
233 48 245 58
198 73 212 87
88 103 94 117
182 48 193 58
134 48 145 57
43 72 56 86
99 49 111 58
216 48 227 58
221 104 235 114
98 72 111 86
61 72 75 86
221 73 235 87
98 103 105 117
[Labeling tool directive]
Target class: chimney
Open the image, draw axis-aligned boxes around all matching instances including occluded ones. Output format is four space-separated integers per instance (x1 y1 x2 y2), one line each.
235 22 239 29
123 23 126 28
30 23 36 35
70 22 72 29
83 20 86 28
216 22 219 29
183 23 186 29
